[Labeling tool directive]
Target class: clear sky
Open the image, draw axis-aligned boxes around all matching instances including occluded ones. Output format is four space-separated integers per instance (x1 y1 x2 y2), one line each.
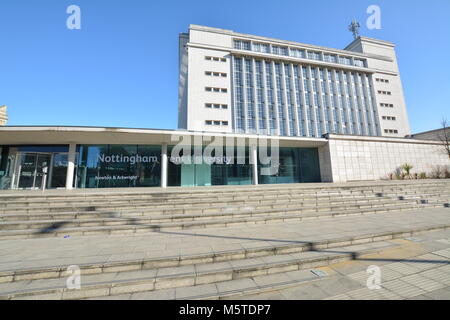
0 0 449 133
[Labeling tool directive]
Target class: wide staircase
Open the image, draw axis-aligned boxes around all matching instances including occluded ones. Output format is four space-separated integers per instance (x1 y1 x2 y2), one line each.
0 179 449 299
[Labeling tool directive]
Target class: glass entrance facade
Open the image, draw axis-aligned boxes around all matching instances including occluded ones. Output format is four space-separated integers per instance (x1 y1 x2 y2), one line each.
168 146 253 187
258 147 321 184
76 145 161 188
0 144 322 189
0 145 70 190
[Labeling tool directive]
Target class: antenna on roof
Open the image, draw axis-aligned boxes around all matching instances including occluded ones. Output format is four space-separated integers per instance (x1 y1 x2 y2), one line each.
348 20 361 40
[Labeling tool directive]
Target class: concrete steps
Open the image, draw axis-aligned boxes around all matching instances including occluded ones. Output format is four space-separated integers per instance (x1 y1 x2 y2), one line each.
0 200 447 240
1 180 448 210
0 181 448 239
0 191 447 220
0 188 446 214
3 223 444 300
0 180 449 299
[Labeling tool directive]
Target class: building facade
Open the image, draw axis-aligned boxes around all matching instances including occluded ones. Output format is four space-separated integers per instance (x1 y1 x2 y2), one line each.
178 25 411 138
0 105 7 126
0 126 448 190
0 25 447 191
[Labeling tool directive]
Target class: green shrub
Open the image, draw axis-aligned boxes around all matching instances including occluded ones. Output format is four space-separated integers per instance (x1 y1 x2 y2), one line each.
400 163 413 177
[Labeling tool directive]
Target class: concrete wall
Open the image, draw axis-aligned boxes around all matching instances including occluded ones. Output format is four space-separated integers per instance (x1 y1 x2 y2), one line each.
327 134 450 182
345 37 411 137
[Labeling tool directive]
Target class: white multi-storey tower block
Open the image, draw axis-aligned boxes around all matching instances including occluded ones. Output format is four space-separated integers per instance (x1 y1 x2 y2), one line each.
178 24 411 137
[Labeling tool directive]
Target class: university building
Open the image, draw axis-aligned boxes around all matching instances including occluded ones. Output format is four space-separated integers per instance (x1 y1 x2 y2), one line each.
0 25 448 190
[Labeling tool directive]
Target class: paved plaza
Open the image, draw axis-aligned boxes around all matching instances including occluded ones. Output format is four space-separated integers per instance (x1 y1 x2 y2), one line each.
233 229 450 300
0 206 450 299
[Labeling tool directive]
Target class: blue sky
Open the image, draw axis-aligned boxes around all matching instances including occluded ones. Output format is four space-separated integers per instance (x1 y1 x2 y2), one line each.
0 0 449 133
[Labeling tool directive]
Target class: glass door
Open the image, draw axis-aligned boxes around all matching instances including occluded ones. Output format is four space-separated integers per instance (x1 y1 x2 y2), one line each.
34 154 51 189
14 153 52 189
17 153 37 189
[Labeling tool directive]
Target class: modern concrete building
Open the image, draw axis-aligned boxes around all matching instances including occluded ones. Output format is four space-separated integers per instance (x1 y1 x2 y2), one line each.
0 25 448 191
410 127 450 141
178 25 411 138
0 105 8 126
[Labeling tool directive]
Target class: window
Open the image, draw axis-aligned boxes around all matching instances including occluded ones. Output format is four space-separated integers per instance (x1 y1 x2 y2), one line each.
206 56 226 62
323 54 338 63
213 104 220 109
382 116 396 121
290 48 306 58
253 42 270 53
205 120 227 126
308 51 321 61
221 104 228 109
354 59 365 67
206 87 228 93
234 39 251 50
376 78 389 83
380 103 394 108
378 90 392 95
271 45 288 56
205 71 227 77
339 56 352 65
205 103 212 108
384 129 398 134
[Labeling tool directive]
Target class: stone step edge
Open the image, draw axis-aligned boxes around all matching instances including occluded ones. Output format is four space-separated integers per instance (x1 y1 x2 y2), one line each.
97 269 328 301
1 179 449 200
1 221 448 285
0 240 400 300
0 179 450 198
0 202 445 239
1 184 449 205
2 189 449 211
0 198 429 227
1 191 446 216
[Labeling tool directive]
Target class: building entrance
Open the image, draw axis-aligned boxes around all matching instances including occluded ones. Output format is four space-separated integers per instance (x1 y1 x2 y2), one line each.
12 153 51 189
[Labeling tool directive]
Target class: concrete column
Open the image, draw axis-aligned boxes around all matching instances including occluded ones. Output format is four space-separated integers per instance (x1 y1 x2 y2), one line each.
161 143 168 188
251 145 258 185
65 143 77 189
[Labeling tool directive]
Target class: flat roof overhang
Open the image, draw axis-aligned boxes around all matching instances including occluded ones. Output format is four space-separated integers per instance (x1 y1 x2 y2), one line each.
0 126 328 148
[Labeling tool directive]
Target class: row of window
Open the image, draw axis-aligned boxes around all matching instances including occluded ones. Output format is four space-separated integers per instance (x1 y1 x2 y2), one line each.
384 129 399 134
382 116 396 121
205 120 229 126
205 87 228 93
375 78 389 83
380 103 394 108
232 57 381 137
378 90 392 95
205 103 228 109
205 71 227 77
233 39 367 68
205 56 226 62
